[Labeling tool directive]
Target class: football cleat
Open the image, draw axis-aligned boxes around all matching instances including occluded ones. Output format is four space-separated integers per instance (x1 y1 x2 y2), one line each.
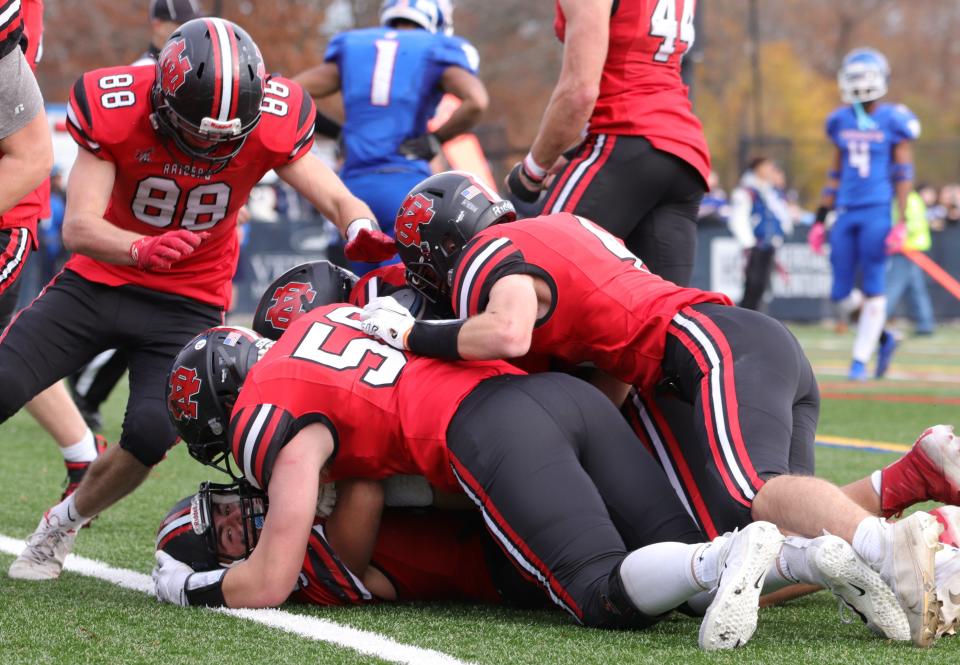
8 512 77 581
875 331 899 379
881 425 960 516
699 521 784 651
803 534 910 641
848 359 868 382
932 541 960 638
874 512 943 647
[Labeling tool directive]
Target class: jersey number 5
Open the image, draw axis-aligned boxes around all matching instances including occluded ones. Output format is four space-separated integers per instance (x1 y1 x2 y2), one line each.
649 0 696 63
292 306 407 387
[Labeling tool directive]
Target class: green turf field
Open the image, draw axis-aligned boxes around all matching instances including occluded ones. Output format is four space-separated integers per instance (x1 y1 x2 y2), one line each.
1 323 959 664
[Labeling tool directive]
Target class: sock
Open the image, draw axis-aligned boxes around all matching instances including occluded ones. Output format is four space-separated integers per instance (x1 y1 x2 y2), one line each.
46 494 91 531
776 536 820 586
852 295 887 362
835 288 864 321
851 516 888 569
619 542 711 616
870 469 882 497
60 429 97 463
935 545 959 587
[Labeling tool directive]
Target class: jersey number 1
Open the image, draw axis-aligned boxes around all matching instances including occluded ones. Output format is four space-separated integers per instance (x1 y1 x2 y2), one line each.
649 0 696 63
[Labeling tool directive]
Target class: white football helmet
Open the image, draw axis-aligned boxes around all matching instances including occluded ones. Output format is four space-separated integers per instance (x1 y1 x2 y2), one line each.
838 48 890 104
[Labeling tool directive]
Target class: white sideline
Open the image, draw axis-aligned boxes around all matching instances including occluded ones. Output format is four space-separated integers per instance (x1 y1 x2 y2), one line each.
0 534 475 665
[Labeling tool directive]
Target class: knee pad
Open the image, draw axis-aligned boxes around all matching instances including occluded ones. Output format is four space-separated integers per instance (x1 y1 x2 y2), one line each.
119 397 177 467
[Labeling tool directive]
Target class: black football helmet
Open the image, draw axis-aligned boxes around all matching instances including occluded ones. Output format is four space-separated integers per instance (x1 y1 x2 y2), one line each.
252 261 358 341
151 18 265 168
395 171 516 303
156 480 268 570
166 326 272 474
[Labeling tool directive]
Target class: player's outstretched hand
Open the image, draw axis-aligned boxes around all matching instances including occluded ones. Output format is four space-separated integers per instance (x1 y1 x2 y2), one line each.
505 162 544 204
345 218 397 263
885 223 907 255
398 133 442 162
807 223 827 256
153 550 193 606
130 229 208 271
359 296 415 350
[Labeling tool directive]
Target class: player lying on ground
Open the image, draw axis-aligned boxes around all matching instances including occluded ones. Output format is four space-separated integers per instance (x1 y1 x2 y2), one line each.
3 17 396 584
358 171 945 646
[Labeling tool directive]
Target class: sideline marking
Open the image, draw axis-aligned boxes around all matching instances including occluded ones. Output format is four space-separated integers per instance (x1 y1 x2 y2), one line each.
0 535 474 665
816 435 909 455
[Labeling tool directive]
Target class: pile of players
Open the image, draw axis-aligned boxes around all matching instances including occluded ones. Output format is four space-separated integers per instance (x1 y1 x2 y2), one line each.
2 0 956 653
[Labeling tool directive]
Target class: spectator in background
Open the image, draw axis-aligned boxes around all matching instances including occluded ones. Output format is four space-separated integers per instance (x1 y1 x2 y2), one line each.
886 190 935 336
727 157 793 311
939 184 960 227
918 184 944 230
131 0 201 66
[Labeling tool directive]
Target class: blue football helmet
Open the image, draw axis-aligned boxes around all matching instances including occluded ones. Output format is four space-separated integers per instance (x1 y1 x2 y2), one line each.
437 0 454 35
380 0 441 33
838 48 889 104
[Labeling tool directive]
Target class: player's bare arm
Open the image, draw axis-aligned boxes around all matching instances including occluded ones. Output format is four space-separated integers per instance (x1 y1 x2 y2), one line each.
221 424 330 608
892 141 914 225
0 106 52 216
456 274 540 360
61 149 133 264
433 67 488 142
293 62 341 100
809 149 842 254
325 479 385 575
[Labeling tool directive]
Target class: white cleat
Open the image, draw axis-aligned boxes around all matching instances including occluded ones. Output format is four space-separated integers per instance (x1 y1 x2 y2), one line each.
934 544 960 637
875 511 943 647
8 512 77 581
699 521 784 651
805 534 910 641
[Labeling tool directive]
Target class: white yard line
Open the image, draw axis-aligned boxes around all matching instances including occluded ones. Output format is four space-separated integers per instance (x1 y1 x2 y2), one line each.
0 534 475 665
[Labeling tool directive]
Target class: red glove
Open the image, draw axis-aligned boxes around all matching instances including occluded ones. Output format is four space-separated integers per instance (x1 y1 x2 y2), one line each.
130 229 207 271
344 218 397 263
808 223 827 255
885 223 907 255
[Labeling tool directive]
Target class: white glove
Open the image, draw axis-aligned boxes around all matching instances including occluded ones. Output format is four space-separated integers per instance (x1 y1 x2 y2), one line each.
153 550 193 606
359 296 415 350
316 481 338 518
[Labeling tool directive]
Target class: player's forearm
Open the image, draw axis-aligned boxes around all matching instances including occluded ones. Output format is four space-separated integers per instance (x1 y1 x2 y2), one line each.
222 561 293 608
529 83 597 169
325 479 384 575
61 212 139 265
433 99 483 143
894 179 911 224
457 312 531 360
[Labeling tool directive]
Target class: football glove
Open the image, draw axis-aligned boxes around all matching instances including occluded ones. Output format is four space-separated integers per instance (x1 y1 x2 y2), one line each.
505 162 543 204
808 223 827 256
153 551 227 607
398 133 442 161
344 218 397 263
130 230 207 271
885 223 907 254
359 296 415 350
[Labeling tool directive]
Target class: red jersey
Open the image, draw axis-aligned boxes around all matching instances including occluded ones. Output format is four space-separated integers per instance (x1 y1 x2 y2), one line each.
349 263 407 308
554 0 710 184
64 65 316 309
291 510 501 606
450 213 730 392
0 0 48 238
229 303 521 492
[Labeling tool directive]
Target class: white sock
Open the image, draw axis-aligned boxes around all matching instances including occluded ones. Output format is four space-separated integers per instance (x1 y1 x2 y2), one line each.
870 470 882 497
835 288 864 320
851 516 888 568
46 494 91 531
853 296 887 362
619 542 711 615
777 536 822 585
60 429 97 463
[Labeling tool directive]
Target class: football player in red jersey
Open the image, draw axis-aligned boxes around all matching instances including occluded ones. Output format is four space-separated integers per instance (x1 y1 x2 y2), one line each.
157 320 791 651
360 171 943 646
3 17 396 583
504 0 709 288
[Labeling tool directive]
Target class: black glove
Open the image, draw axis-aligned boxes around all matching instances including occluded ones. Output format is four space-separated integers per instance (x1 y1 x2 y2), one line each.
506 163 543 203
398 133 442 161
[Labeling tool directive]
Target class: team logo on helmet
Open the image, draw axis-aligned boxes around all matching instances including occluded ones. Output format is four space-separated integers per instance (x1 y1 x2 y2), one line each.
159 39 193 96
169 365 202 421
396 192 436 248
264 282 317 331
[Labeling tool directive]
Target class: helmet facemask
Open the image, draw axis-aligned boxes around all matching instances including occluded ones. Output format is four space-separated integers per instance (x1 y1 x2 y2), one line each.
192 480 268 566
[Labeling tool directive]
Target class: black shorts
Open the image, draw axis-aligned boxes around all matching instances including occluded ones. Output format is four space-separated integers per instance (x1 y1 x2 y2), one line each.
0 269 222 466
624 303 819 536
0 227 33 330
446 372 703 629
541 135 705 286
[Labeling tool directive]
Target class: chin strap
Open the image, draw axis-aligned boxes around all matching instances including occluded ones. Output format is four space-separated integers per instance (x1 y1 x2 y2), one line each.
852 101 878 131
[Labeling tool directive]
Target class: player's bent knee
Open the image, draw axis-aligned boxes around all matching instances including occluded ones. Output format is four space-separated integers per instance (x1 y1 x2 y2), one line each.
120 400 177 467
0 369 32 422
579 568 663 631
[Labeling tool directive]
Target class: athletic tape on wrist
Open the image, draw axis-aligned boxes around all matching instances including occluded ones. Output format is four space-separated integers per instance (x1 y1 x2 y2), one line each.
346 218 376 242
184 569 228 607
891 163 914 183
522 153 547 182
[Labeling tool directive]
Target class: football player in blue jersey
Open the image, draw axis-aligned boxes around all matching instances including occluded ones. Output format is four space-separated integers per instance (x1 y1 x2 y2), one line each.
294 0 488 275
809 48 920 381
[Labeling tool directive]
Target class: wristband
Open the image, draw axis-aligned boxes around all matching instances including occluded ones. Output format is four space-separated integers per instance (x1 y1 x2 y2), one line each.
891 163 914 183
821 186 838 199
814 206 830 225
522 153 548 182
346 218 376 242
827 169 840 181
407 319 464 360
184 569 227 607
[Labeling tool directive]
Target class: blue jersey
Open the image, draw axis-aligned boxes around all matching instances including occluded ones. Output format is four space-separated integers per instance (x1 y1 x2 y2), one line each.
325 27 479 178
826 103 920 209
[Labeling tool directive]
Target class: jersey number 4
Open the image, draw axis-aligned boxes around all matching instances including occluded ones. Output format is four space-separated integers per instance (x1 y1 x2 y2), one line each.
292 306 407 387
649 0 696 63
